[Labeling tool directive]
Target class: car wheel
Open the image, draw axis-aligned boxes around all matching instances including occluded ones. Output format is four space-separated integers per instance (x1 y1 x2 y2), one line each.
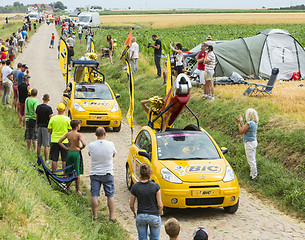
126 164 133 190
183 124 201 131
113 123 121 132
224 199 239 214
163 207 172 216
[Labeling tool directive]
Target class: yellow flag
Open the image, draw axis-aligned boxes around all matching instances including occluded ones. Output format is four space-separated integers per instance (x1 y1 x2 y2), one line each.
166 53 172 94
59 38 68 84
125 59 134 128
90 39 95 53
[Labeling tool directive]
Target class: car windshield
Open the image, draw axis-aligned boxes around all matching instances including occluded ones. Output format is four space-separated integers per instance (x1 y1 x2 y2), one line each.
156 132 220 160
78 16 90 23
189 44 201 53
74 84 113 100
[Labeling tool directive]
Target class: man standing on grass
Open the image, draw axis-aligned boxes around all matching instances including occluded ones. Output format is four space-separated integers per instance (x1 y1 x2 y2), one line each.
48 103 71 172
25 88 38 151
11 62 22 111
16 64 29 86
149 34 162 78
2 59 13 106
36 94 53 163
130 37 139 74
88 127 116 222
58 120 86 195
18 75 31 128
196 43 207 98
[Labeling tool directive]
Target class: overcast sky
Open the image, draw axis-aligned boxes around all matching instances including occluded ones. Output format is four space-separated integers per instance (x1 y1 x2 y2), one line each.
1 0 303 10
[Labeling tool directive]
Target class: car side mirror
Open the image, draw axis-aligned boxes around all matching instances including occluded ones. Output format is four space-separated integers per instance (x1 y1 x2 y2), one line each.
63 93 70 99
115 94 120 99
221 147 228 154
138 150 151 160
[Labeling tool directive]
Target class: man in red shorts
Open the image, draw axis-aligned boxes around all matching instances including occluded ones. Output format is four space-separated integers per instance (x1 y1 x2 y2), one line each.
17 74 31 128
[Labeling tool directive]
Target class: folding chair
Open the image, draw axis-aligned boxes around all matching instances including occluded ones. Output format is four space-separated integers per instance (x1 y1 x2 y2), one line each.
243 68 279 97
37 156 77 195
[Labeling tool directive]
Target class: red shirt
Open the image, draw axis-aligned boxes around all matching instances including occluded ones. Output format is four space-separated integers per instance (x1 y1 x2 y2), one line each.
0 52 7 61
197 51 206 71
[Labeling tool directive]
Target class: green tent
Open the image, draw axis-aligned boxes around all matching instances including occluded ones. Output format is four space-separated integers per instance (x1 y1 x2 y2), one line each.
213 29 305 80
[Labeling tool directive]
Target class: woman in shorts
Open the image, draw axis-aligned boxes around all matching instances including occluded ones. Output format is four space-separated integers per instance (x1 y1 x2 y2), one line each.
101 35 114 65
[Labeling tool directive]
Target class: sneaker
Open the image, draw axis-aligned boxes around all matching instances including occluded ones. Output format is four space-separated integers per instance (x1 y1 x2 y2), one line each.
209 96 215 102
250 176 258 181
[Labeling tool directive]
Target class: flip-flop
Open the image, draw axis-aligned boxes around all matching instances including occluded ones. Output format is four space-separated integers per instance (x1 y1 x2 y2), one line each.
109 219 117 223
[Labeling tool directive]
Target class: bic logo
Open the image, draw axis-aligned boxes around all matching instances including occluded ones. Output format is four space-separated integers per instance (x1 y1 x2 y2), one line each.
174 165 222 176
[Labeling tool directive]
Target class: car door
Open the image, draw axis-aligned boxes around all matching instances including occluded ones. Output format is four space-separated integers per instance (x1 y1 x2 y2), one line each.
133 130 152 181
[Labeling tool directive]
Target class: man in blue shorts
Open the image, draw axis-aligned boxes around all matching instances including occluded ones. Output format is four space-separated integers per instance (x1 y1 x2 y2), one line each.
88 127 116 221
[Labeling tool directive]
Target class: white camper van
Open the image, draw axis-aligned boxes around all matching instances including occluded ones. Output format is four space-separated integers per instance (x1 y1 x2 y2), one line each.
28 12 39 21
76 12 100 28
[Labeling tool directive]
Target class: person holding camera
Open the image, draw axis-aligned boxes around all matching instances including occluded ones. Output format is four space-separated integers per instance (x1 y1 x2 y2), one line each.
204 45 216 101
149 34 162 78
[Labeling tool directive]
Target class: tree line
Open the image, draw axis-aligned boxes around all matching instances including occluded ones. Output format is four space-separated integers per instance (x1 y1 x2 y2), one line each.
0 1 67 13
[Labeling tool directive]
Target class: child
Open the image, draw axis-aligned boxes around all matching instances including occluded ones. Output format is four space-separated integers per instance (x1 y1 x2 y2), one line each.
0 47 7 61
49 33 55 48
58 120 86 195
165 218 180 240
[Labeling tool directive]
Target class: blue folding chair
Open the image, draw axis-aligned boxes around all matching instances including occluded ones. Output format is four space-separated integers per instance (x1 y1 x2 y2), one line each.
243 68 279 97
37 156 77 195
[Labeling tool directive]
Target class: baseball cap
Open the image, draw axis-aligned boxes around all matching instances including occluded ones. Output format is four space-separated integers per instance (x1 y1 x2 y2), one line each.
21 64 28 69
57 103 65 111
23 74 31 80
193 227 208 240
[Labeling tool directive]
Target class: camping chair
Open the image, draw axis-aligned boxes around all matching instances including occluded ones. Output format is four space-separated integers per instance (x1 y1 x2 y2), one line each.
243 68 279 97
37 156 77 195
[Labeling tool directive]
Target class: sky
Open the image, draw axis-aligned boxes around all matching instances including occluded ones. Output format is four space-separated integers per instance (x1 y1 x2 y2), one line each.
1 0 303 10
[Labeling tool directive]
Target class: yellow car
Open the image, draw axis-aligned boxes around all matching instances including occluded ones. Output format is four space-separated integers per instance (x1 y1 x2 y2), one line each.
126 124 239 213
62 81 121 131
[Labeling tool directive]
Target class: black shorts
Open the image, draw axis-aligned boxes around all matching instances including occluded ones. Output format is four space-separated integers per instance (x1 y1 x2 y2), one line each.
25 119 37 140
176 65 184 74
50 142 68 162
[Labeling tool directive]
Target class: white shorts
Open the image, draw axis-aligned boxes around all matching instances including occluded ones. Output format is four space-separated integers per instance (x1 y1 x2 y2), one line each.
198 70 205 85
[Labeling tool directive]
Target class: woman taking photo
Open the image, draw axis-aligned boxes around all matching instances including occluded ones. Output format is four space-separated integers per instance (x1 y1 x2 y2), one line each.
101 35 114 65
130 163 163 240
234 108 259 181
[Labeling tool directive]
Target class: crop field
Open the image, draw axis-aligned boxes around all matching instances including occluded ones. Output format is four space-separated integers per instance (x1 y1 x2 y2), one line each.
97 24 305 56
100 13 305 28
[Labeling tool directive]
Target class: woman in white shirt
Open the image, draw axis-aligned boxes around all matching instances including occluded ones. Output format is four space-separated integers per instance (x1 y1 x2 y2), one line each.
170 42 184 77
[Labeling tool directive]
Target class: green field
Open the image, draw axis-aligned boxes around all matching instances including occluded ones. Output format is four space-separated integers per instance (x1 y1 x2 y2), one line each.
95 24 305 59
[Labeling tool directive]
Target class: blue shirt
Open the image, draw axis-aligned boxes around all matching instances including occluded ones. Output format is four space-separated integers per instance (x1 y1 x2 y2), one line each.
16 71 25 85
243 121 258 143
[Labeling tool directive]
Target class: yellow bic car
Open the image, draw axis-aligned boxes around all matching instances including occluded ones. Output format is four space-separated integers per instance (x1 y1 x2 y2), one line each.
62 81 121 131
126 125 239 213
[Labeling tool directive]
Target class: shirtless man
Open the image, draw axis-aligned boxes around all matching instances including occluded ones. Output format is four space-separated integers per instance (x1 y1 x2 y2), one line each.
58 119 86 195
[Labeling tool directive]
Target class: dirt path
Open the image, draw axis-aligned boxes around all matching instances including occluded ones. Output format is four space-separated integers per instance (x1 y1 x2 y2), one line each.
17 23 305 240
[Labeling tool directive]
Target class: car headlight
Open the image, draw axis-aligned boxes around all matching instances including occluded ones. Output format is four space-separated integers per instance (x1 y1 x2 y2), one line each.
74 103 85 112
110 103 119 112
223 166 235 182
160 168 182 184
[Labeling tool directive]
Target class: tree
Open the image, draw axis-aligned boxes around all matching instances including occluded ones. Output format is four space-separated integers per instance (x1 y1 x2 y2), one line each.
53 1 67 10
